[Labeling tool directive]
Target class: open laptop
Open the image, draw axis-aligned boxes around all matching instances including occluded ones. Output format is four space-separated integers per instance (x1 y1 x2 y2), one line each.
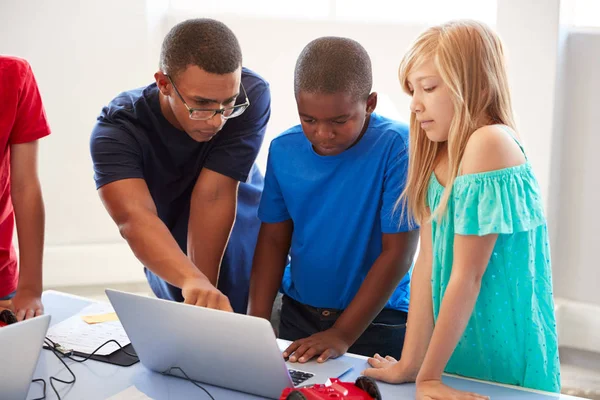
106 289 353 399
0 314 51 400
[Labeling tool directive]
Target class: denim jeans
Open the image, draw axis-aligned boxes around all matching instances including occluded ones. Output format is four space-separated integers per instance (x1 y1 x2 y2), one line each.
278 295 407 359
0 290 16 301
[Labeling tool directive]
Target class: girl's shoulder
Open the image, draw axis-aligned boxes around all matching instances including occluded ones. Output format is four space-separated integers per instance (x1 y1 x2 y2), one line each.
460 125 526 177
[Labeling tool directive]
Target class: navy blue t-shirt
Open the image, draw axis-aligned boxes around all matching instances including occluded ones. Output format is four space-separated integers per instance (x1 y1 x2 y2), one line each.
90 68 270 313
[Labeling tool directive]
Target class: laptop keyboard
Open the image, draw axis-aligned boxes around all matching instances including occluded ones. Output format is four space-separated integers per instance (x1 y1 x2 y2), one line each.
288 368 315 386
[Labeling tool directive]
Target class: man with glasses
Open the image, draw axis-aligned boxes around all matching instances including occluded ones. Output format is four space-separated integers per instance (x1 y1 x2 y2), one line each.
90 19 270 313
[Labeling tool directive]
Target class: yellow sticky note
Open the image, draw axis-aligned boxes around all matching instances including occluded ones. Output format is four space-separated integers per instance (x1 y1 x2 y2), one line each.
81 312 119 324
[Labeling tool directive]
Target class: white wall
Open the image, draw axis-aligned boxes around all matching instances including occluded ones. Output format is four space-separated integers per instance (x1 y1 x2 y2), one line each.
496 0 561 208
0 1 427 287
553 30 600 307
1 2 599 354
167 11 423 168
0 0 154 285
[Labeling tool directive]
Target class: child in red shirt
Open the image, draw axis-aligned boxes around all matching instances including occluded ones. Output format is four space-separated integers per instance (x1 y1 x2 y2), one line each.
0 56 50 320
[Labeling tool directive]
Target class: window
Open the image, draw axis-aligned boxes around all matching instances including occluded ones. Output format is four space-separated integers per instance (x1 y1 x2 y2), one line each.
168 0 497 25
168 0 330 20
572 0 600 28
335 0 497 25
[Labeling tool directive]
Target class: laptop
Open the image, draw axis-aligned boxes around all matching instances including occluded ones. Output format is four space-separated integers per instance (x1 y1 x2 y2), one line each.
0 314 51 400
106 289 353 399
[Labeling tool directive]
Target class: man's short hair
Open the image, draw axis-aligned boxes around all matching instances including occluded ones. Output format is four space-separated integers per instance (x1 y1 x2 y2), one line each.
294 37 372 101
160 18 242 77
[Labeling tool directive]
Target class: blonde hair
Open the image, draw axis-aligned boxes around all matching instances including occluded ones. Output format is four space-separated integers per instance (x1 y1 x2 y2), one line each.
398 20 516 224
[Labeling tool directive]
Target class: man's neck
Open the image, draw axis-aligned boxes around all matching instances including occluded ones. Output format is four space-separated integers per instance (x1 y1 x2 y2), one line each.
158 91 184 131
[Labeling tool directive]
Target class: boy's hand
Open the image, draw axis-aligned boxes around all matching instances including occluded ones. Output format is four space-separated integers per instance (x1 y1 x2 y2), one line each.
12 289 43 321
416 379 489 400
283 328 350 363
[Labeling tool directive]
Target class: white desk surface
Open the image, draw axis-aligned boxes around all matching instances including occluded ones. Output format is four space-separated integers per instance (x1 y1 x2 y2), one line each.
26 290 581 400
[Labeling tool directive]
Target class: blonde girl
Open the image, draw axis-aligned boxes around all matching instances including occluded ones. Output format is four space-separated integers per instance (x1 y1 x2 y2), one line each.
363 20 560 399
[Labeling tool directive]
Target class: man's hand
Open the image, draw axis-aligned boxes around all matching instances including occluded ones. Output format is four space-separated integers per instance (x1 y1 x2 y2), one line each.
11 289 43 321
416 379 489 400
283 328 350 363
181 277 233 312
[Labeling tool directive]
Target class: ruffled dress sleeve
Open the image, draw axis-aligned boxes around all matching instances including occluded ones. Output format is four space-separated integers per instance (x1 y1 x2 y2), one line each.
452 164 546 236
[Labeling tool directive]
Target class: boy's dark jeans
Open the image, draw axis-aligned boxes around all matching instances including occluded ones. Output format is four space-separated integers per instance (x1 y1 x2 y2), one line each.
278 295 407 359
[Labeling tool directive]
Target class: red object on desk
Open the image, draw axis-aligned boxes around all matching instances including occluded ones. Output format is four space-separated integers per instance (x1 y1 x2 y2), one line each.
280 377 382 400
0 309 17 327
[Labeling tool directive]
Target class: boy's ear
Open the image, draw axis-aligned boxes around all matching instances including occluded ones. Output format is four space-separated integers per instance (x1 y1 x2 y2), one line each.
366 92 378 114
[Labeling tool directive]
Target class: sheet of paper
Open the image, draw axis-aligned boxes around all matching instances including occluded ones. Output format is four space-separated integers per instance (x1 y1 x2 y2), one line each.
47 302 130 356
106 386 154 400
81 312 119 324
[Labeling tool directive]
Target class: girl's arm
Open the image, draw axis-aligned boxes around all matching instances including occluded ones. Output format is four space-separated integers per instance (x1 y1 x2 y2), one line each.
363 218 434 383
417 124 525 384
415 233 497 382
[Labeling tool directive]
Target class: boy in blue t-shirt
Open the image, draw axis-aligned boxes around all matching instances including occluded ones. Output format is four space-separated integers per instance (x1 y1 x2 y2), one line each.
248 37 419 363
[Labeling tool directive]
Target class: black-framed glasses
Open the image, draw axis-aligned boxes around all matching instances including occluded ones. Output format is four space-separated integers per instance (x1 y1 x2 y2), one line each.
166 75 250 121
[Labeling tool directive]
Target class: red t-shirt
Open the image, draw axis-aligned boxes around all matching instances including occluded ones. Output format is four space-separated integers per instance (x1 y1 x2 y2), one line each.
0 56 51 298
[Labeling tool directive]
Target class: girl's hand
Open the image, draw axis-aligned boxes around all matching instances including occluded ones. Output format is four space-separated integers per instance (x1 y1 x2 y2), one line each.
416 379 489 400
361 354 418 384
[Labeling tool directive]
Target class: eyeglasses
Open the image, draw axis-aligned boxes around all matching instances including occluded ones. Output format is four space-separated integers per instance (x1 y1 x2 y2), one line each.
166 75 250 121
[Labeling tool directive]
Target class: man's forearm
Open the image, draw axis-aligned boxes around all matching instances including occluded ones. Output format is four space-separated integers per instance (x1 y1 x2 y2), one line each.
187 196 236 286
121 213 207 288
12 185 44 294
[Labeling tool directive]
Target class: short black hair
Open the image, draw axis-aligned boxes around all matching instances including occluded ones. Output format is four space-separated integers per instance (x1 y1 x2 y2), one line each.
294 37 372 101
160 18 242 77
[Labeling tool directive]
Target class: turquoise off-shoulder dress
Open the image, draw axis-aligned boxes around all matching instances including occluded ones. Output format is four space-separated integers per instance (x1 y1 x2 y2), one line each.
427 137 560 392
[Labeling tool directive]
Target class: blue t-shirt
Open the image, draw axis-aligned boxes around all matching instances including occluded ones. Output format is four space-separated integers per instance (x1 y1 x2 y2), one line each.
90 68 270 314
258 113 413 311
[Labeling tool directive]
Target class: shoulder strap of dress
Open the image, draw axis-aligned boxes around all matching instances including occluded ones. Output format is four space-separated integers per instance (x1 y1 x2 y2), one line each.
498 125 528 160
458 125 527 175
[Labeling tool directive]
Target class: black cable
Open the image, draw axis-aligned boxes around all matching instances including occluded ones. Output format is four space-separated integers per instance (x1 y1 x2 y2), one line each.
33 337 138 399
43 340 77 400
35 339 212 399
161 366 215 400
30 378 46 400
44 337 138 361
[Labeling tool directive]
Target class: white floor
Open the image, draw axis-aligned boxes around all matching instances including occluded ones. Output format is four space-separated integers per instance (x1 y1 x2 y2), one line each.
48 283 600 399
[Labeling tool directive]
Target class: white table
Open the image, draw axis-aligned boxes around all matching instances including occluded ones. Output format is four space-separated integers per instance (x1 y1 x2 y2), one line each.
27 291 581 399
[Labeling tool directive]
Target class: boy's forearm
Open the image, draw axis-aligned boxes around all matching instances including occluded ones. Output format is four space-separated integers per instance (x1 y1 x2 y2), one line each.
12 185 45 294
248 222 292 319
333 249 410 345
248 251 286 319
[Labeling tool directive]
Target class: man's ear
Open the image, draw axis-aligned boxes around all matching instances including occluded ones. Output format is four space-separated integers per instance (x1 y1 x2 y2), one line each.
154 71 171 96
366 92 378 114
